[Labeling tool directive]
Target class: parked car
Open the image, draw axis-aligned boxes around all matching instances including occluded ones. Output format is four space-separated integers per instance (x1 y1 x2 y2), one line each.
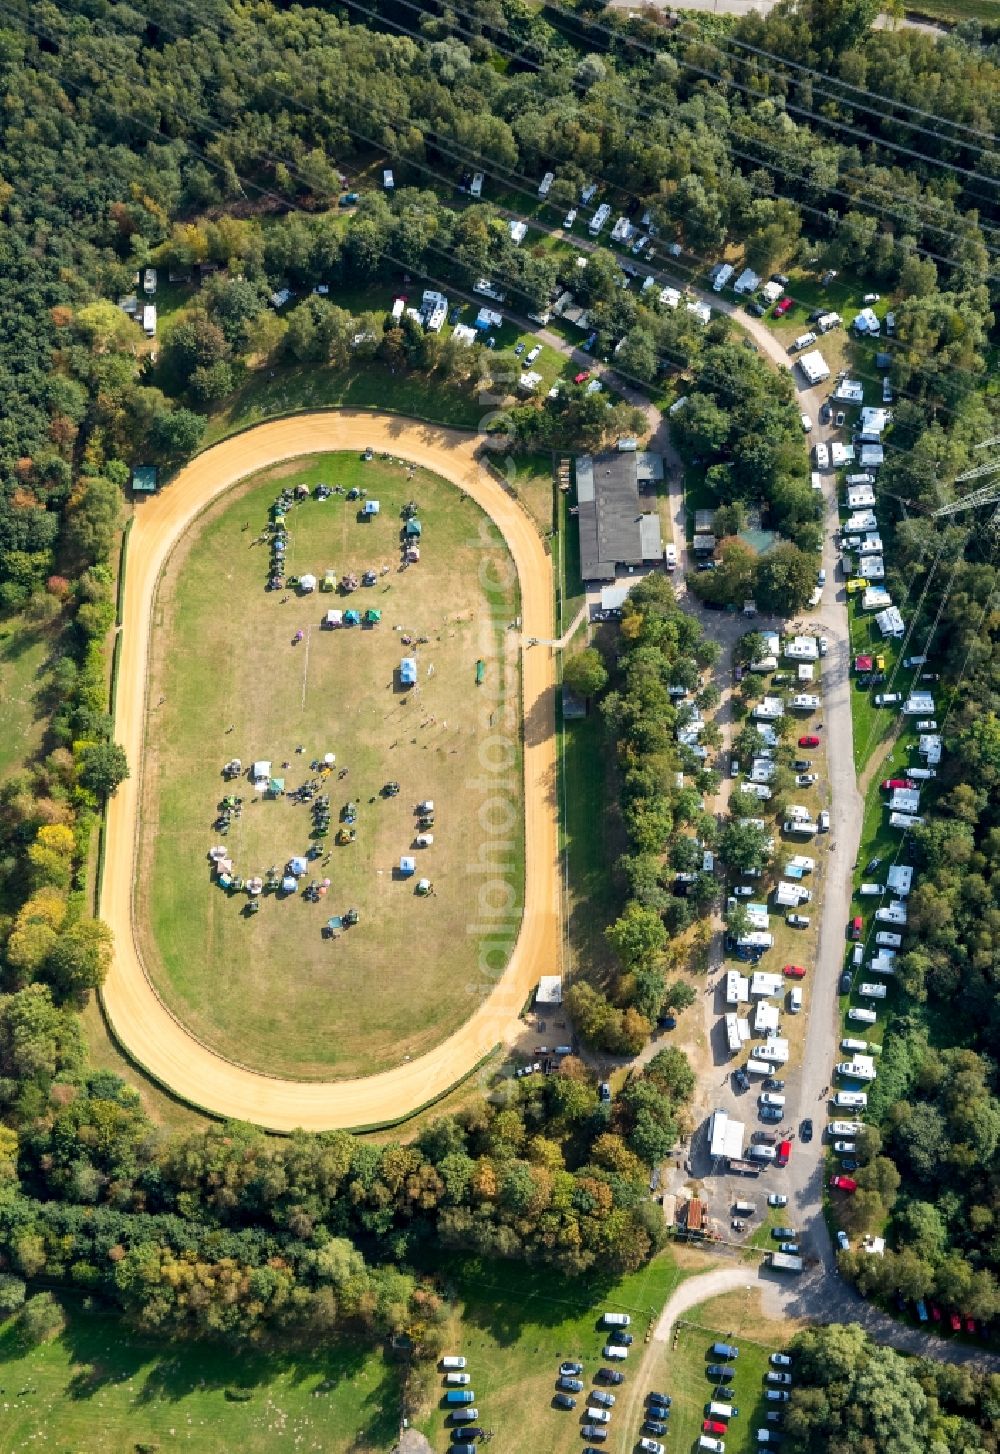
881 777 915 790
773 297 792 316
801 413 813 432
768 1193 788 1207
783 964 806 979
644 1420 668 1436
793 758 812 771
836 1230 851 1252
647 1392 671 1408
765 1390 791 1403
770 1354 792 1367
767 1371 793 1386
874 692 901 707
796 773 818 786
772 1227 797 1240
595 1368 624 1385
830 1175 858 1192
559 1362 583 1377
525 345 541 363
704 1420 727 1435
553 1392 577 1410
834 1140 856 1153
778 1242 799 1255
638 1441 665 1454
798 735 820 747
818 809 830 831
850 916 863 941
574 370 591 384
763 1076 786 1091
839 970 853 994
706 1365 735 1381
786 913 810 928
800 1119 813 1141
590 1390 615 1407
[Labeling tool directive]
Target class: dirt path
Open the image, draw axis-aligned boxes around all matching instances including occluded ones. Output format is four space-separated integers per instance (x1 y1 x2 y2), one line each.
101 412 559 1132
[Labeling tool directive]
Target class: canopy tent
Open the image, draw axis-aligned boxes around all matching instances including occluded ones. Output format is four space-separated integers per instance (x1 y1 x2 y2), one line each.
405 545 420 562
344 609 361 626
289 856 308 876
323 752 336 765
218 872 233 888
268 778 285 795
252 760 271 787
299 573 317 592
323 610 342 628
209 845 228 861
405 519 422 536
400 855 416 875
363 500 380 516
281 875 297 893
400 656 417 685
416 877 432 895
365 608 382 624
247 877 264 895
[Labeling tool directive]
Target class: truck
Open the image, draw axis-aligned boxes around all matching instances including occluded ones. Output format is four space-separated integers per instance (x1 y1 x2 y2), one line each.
770 1251 804 1273
728 1158 761 1176
142 304 157 337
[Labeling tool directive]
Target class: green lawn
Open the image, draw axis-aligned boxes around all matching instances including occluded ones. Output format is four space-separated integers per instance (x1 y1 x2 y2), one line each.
635 1281 806 1454
416 1250 693 1454
203 359 486 449
0 1298 401 1453
0 614 58 779
137 452 523 1082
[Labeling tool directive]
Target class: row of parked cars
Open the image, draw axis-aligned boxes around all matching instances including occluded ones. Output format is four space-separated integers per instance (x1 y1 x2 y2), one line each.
439 1356 486 1448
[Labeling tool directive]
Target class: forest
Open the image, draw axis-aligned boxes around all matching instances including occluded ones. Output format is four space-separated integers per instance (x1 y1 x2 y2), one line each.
0 0 996 1358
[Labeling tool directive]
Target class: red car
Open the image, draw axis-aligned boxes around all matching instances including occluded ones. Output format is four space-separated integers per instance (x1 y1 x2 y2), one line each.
966 1317 976 1334
703 1421 727 1435
830 1175 857 1193
950 1312 962 1332
783 963 807 979
798 734 820 748
930 1304 942 1322
881 778 915 791
777 1139 792 1166
773 297 792 316
574 370 591 384
850 916 863 941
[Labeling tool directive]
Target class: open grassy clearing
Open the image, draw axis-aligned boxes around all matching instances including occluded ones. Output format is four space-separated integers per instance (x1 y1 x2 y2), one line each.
414 1249 698 1454
0 1298 399 1454
137 451 523 1081
634 1288 804 1453
0 614 57 780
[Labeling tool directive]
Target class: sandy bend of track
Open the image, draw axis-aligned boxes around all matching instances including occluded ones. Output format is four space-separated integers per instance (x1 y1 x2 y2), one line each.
100 411 559 1132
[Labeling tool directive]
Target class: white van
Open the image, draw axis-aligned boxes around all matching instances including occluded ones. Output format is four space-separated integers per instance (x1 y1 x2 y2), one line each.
602 1312 631 1326
700 1439 725 1454
858 883 883 896
788 987 803 1014
841 1038 869 1054
445 1372 471 1385
852 945 863 967
665 542 677 572
748 1144 777 1161
709 1402 735 1420
603 1343 628 1359
442 1356 467 1369
746 1058 773 1075
760 1092 785 1108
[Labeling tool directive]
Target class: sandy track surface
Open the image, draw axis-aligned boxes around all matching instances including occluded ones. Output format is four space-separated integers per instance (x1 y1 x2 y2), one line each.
100 412 559 1132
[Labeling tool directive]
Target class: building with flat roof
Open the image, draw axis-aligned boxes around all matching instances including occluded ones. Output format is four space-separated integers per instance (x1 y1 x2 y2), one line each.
576 451 662 581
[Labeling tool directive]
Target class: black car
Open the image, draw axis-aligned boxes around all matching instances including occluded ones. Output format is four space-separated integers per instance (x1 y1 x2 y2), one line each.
707 1365 735 1380
611 1332 634 1346
841 1159 859 1171
557 1377 583 1393
733 1067 751 1093
647 1392 671 1406
793 759 812 771
748 300 766 317
808 308 824 323
451 1432 484 1444
645 1420 668 1435
771 273 790 286
596 1368 624 1385
763 1077 785 1092
801 1118 814 1142
553 1392 576 1410
839 970 853 995
657 1014 677 1030
819 403 832 424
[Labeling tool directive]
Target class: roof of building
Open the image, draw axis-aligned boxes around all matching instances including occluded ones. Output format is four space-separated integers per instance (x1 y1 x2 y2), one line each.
536 975 563 1004
576 451 648 580
131 465 158 494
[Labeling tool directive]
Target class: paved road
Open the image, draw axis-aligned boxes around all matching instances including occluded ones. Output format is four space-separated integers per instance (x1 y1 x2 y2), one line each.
101 411 560 1132
609 0 948 36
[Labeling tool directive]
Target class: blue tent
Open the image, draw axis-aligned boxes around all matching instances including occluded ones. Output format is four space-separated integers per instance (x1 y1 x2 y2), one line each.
344 609 361 626
281 875 297 893
400 656 417 686
405 519 422 537
289 856 308 876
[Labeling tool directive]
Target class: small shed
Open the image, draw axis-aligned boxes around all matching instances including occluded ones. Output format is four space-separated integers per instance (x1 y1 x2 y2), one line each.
131 465 158 494
400 656 417 686
399 855 416 875
363 500 380 517
324 610 343 628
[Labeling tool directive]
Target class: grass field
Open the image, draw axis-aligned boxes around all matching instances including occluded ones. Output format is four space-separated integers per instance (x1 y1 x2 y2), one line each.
0 614 57 780
0 1298 400 1454
203 361 487 449
635 1288 804 1453
136 452 523 1081
415 1249 698 1454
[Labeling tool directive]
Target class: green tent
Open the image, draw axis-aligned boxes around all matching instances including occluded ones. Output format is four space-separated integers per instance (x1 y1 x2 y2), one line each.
269 777 285 795
365 608 382 624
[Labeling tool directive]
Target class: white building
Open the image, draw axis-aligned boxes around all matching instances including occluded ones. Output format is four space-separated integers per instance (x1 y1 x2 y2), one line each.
659 285 681 310
452 323 477 346
833 379 865 403
846 510 878 533
709 1109 746 1161
753 697 785 721
903 692 935 716
831 442 855 469
508 219 528 246
750 971 783 999
847 484 876 509
860 406 891 435
536 975 563 1005
919 734 942 764
687 299 712 326
887 865 913 896
862 586 892 611
876 606 905 638
799 350 830 385
891 787 921 813
734 267 761 294
420 290 448 332
725 970 750 1006
784 635 819 661
753 1001 780 1035
757 1037 789 1064
860 444 884 469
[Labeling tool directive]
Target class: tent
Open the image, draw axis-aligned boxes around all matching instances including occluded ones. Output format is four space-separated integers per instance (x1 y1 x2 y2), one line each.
364 608 382 624
299 573 317 592
405 519 422 537
400 656 417 686
247 877 263 895
218 873 233 888
344 609 361 626
252 760 271 787
405 545 420 562
268 777 285 795
281 875 297 893
324 610 343 628
416 878 432 895
323 752 336 766
400 855 416 875
289 856 308 876
363 500 380 516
